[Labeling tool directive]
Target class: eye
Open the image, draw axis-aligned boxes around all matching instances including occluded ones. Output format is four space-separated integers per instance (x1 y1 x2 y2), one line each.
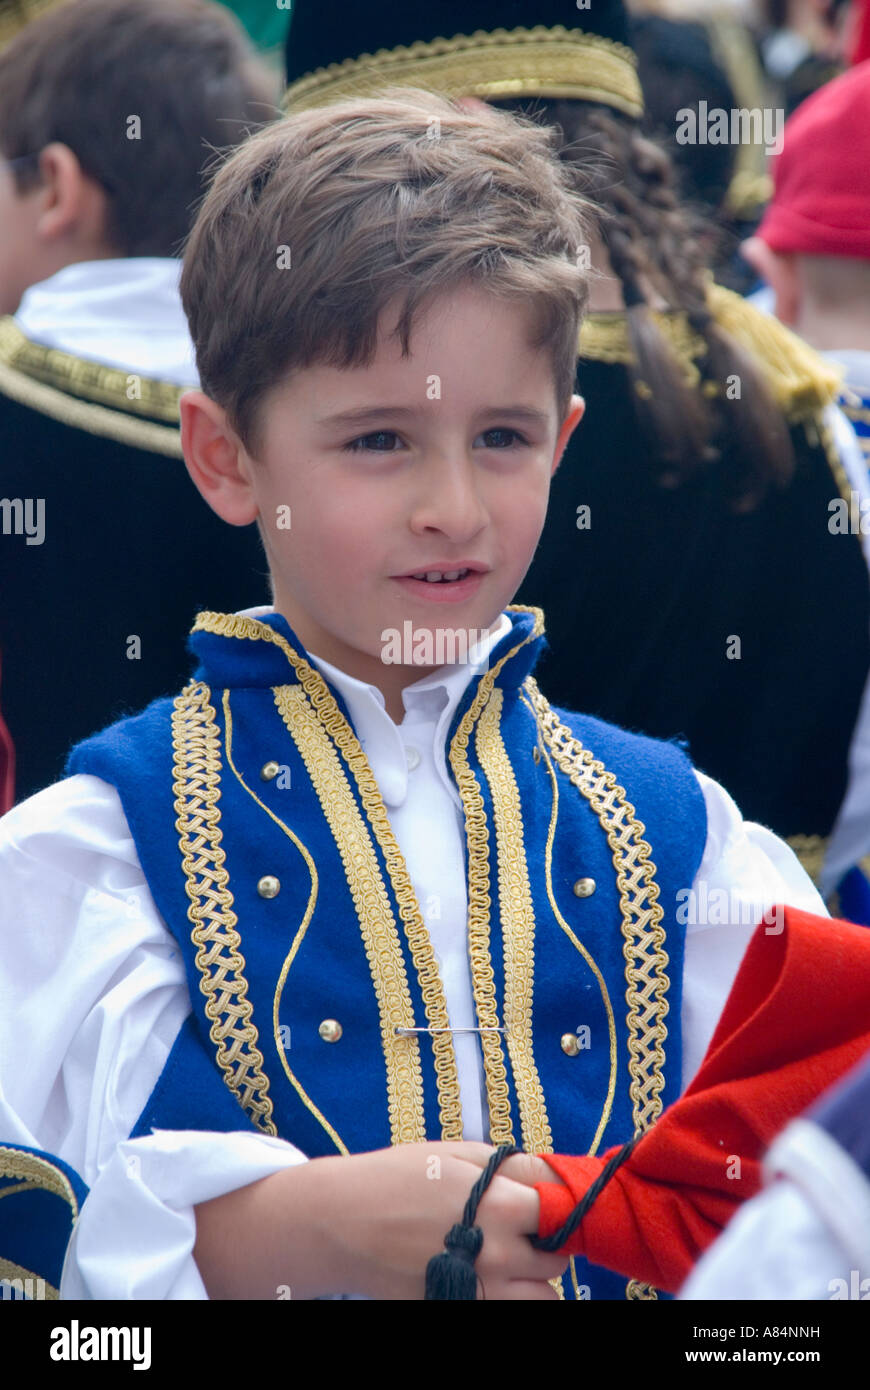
476 428 528 449
343 430 404 453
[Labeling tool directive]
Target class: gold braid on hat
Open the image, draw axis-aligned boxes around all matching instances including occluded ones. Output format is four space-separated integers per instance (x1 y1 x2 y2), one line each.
283 24 643 119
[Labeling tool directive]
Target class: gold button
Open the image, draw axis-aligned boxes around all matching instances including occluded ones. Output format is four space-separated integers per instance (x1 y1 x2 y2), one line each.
257 875 281 899
532 747 541 764
260 761 280 781
561 1032 581 1057
573 877 596 898
319 1019 343 1043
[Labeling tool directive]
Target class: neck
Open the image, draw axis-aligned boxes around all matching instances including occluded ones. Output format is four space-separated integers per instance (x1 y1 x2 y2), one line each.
271 601 503 727
585 233 670 313
794 303 870 354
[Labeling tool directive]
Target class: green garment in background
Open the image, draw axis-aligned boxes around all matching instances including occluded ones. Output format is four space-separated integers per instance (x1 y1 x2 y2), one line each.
217 0 291 59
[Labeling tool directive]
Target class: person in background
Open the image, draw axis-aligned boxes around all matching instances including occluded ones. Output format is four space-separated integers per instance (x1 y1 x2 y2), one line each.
0 0 277 803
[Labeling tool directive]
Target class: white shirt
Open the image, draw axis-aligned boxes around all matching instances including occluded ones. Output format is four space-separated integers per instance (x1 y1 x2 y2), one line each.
13 257 199 387
0 611 825 1298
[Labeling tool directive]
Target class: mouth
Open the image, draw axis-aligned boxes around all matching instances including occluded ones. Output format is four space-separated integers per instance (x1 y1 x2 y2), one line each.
392 563 489 603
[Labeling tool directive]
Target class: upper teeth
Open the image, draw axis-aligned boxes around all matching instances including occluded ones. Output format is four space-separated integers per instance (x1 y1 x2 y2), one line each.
412 569 469 582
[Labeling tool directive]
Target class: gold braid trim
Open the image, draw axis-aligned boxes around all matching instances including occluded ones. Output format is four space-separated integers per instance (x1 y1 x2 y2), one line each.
274 685 427 1145
0 317 183 422
476 687 553 1154
283 26 642 119
221 690 348 1156
580 310 707 385
445 604 546 1145
579 283 841 424
785 833 828 890
704 17 773 218
171 680 276 1136
518 690 619 1157
815 411 856 508
191 611 463 1140
0 350 182 457
0 1257 58 1299
0 1147 79 1219
524 676 670 1301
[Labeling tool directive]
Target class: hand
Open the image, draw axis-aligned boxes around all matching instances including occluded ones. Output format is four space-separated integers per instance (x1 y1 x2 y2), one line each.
309 1141 567 1300
452 1145 565 1189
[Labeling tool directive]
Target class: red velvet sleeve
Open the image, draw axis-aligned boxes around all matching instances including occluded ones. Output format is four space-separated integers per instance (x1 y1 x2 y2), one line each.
534 907 870 1291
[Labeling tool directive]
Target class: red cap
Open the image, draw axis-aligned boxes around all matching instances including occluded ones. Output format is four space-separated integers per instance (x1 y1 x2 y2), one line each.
851 0 870 65
756 61 870 261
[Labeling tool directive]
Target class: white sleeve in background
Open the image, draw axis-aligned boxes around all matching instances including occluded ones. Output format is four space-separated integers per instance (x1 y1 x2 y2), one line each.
0 775 306 1300
680 1118 870 1300
680 771 827 1091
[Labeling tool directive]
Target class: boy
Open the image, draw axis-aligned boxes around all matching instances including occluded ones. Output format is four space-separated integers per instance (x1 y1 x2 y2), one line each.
0 92 824 1301
0 0 275 802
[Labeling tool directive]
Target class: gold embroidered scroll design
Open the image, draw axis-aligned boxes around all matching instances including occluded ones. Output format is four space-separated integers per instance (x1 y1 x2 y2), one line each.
0 1147 79 1221
476 687 552 1154
171 680 276 1136
221 690 347 1156
525 677 670 1300
517 691 619 1158
445 605 546 1145
274 684 427 1146
190 611 462 1141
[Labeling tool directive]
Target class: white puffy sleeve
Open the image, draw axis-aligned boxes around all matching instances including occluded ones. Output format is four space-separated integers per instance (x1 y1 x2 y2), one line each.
0 774 306 1299
681 770 827 1090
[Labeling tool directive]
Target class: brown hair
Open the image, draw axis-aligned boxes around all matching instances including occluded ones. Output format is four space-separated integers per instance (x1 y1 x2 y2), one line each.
180 89 592 454
493 98 795 509
0 0 277 258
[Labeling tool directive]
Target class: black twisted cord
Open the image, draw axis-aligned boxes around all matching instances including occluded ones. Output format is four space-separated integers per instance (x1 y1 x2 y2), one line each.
424 1134 643 1297
529 1133 642 1252
424 1144 520 1300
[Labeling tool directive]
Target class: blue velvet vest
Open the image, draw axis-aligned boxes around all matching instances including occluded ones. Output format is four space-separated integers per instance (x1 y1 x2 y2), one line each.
0 1143 88 1298
68 605 707 1300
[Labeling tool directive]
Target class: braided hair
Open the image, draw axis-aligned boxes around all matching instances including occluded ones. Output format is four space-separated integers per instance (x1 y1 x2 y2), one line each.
493 98 795 510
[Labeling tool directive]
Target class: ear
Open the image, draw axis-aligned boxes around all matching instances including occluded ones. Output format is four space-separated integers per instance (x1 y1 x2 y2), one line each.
740 237 801 325
33 142 109 248
551 394 585 476
179 390 260 526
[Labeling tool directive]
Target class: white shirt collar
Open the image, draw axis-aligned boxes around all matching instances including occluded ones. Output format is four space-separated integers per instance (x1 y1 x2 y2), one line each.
14 257 198 387
236 607 514 807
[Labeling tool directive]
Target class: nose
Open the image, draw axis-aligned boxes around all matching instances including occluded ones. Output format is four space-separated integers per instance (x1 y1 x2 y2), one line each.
408 449 488 544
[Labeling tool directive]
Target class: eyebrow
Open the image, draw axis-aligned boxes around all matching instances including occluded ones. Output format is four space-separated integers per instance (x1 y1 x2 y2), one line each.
315 404 553 427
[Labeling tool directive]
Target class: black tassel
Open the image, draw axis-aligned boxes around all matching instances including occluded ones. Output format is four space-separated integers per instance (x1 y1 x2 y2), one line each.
424 1145 519 1299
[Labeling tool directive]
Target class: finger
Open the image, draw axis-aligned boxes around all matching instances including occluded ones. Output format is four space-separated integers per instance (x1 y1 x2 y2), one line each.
479 1240 568 1284
498 1153 561 1187
434 1142 497 1167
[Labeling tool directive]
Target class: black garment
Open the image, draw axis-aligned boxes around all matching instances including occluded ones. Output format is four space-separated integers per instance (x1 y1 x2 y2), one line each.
0 359 268 803
516 343 870 843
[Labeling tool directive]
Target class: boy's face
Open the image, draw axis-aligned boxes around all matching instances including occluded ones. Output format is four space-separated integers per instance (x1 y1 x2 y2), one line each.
183 284 583 695
0 144 114 316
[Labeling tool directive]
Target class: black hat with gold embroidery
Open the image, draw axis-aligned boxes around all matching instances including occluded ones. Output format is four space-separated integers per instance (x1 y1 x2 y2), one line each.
283 0 642 119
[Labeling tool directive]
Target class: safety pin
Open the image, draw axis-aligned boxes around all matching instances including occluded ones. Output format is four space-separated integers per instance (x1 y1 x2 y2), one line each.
394 1025 506 1036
